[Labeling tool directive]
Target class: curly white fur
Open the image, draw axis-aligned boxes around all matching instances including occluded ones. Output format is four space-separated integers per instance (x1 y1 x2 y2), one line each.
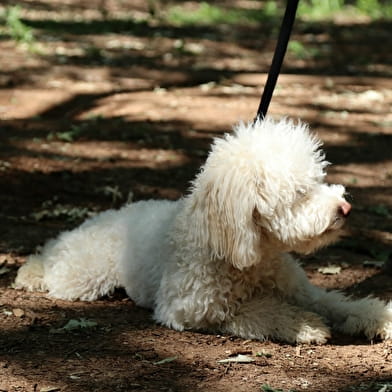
15 117 392 344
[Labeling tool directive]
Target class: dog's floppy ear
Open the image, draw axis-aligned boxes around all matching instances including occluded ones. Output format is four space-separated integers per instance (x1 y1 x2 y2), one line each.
188 160 262 270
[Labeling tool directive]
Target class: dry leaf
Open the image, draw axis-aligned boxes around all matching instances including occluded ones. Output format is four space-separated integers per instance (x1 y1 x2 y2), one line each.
153 356 177 365
0 267 10 275
225 349 252 356
318 265 341 275
40 387 61 392
218 354 255 364
12 308 25 317
363 260 384 268
49 318 97 333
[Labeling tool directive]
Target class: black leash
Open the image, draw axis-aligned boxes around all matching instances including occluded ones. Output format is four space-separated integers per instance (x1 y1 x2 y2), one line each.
255 0 300 121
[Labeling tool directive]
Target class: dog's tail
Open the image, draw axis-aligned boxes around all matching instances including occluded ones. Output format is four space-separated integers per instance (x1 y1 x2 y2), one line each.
14 256 47 292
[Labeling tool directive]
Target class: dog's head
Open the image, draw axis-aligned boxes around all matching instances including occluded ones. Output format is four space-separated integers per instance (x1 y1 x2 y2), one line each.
188 117 351 269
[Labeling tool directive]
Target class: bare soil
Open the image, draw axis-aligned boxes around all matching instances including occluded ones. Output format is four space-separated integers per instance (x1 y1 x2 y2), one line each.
0 1 391 391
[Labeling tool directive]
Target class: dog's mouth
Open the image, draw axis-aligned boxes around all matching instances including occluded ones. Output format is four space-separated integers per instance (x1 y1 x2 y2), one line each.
326 216 346 232
324 201 352 233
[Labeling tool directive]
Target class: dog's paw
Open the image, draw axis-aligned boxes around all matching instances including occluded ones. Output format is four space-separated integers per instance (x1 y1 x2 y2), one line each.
274 309 331 344
295 323 331 345
339 301 392 341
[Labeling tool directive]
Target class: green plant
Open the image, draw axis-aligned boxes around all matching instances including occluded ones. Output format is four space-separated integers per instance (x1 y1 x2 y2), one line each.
356 0 392 19
3 6 35 46
166 1 279 26
47 124 86 142
167 2 240 25
298 0 392 20
298 0 344 19
288 40 320 60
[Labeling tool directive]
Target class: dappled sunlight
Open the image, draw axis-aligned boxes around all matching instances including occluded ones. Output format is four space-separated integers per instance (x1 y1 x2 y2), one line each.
0 89 74 120
80 88 258 131
1 284 392 391
313 89 391 113
0 1 391 391
329 162 392 188
11 138 190 170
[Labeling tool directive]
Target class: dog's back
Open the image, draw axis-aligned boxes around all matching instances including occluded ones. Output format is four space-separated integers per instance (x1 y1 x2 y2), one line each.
15 199 180 303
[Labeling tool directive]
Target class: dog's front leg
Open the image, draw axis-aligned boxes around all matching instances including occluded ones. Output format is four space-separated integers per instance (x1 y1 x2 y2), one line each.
294 283 392 340
280 257 392 340
221 296 331 344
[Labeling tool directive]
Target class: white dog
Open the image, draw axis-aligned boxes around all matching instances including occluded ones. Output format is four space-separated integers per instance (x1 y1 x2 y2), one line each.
15 117 392 344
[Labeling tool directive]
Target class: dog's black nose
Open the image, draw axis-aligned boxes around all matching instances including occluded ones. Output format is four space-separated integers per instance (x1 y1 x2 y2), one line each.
338 201 352 217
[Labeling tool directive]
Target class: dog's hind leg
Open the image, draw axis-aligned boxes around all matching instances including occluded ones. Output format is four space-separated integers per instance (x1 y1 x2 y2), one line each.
221 296 331 344
14 255 47 292
14 209 125 301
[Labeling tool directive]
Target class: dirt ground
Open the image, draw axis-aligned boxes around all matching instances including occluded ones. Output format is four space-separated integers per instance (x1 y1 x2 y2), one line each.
0 1 391 391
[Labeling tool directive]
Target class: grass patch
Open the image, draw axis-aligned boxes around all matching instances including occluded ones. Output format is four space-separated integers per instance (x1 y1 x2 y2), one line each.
166 2 280 26
166 0 392 25
298 0 392 20
288 40 321 60
47 124 87 143
24 17 148 35
0 5 37 51
355 0 392 19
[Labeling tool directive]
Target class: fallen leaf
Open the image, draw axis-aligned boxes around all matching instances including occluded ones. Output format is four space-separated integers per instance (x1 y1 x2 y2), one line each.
40 387 61 392
318 265 341 275
225 349 252 356
49 318 97 333
153 356 177 365
363 260 385 268
261 385 285 392
218 354 255 364
0 267 10 275
12 308 25 317
377 385 389 392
